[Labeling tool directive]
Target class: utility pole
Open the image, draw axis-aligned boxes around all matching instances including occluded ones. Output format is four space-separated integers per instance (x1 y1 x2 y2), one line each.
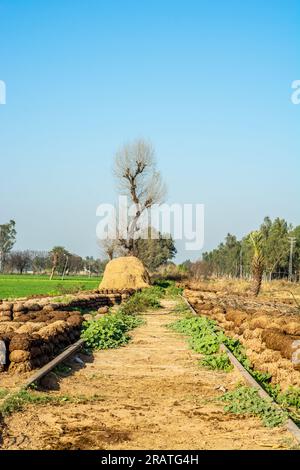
288 237 297 282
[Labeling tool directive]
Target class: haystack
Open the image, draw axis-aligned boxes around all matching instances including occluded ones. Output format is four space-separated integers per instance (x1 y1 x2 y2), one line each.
99 256 150 290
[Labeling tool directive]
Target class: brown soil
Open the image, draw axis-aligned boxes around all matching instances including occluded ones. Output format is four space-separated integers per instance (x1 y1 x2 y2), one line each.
0 300 296 450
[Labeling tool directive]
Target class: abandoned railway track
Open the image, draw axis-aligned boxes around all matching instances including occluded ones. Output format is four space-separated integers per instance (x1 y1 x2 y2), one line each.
0 294 299 450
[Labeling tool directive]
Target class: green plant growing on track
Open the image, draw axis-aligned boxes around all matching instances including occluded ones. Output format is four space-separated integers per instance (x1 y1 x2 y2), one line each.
277 388 300 409
0 389 72 416
173 302 191 316
223 337 251 369
164 284 183 298
81 313 143 350
81 282 182 352
264 383 281 400
168 316 233 372
119 288 162 315
219 385 288 428
169 316 226 355
200 353 233 372
168 314 283 385
174 314 290 400
0 389 105 416
275 388 300 425
153 279 183 297
190 331 225 355
119 280 182 316
81 285 177 352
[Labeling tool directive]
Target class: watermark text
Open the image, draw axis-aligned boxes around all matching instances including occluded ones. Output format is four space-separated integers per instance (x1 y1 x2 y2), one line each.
96 196 205 252
291 80 300 105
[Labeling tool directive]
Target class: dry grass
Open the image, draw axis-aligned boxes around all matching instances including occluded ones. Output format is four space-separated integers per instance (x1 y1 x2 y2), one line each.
189 278 300 307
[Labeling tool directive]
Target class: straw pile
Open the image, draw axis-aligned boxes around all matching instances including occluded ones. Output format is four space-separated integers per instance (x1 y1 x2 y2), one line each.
99 256 150 290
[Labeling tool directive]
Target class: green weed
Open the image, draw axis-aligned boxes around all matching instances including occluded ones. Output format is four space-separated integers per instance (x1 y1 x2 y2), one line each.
0 389 72 416
200 353 233 372
0 389 105 416
173 302 191 316
153 279 183 297
169 316 226 355
220 386 288 428
277 387 300 409
119 288 162 315
81 313 143 350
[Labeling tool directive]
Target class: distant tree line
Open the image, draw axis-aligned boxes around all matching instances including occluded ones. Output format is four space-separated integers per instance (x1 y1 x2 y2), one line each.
0 221 107 276
0 219 176 277
191 217 300 281
2 248 106 277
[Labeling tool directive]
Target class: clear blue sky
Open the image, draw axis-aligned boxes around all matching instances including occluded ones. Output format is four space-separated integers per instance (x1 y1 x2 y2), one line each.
0 0 299 261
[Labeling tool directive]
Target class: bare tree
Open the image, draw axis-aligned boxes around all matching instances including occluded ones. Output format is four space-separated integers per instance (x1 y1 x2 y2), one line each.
8 250 32 274
32 251 51 273
114 139 166 255
190 260 212 281
68 254 84 274
99 238 120 260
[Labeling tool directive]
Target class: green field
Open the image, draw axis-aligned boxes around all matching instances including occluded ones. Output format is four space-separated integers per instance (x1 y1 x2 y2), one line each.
0 274 100 300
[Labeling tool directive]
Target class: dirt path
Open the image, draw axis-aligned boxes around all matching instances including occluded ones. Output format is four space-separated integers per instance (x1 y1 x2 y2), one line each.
0 300 297 450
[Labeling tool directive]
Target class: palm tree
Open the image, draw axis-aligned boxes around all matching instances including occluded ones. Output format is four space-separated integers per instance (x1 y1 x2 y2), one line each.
250 231 265 296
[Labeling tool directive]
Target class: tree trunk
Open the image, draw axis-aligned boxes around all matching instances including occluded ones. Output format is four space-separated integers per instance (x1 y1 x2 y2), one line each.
252 275 262 296
50 265 56 280
252 264 263 296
